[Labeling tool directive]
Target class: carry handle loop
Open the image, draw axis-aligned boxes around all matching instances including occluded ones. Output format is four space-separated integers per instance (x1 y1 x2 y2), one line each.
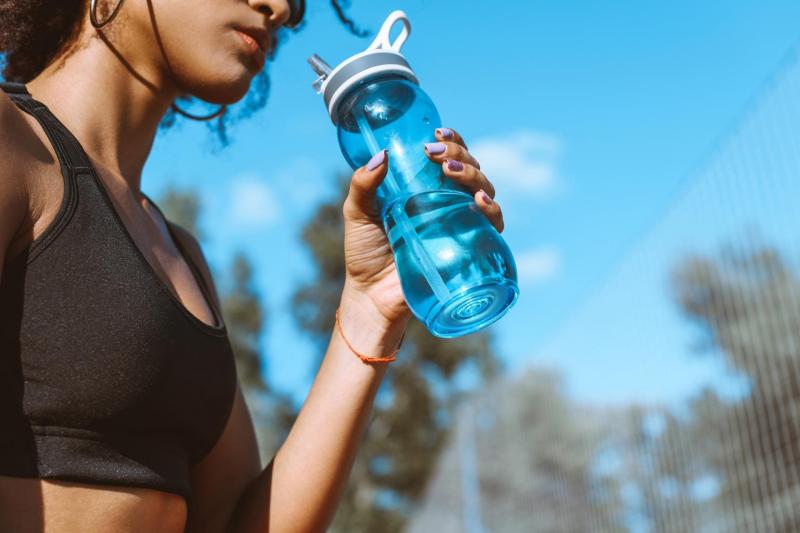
367 10 411 53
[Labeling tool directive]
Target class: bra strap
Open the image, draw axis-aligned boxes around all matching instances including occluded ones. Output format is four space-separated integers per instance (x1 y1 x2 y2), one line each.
1 82 93 175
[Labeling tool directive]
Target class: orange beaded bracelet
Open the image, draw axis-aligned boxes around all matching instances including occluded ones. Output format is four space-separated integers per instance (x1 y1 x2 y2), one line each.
335 307 405 364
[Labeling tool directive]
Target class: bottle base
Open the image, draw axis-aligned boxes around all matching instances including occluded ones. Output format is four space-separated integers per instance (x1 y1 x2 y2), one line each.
425 278 519 338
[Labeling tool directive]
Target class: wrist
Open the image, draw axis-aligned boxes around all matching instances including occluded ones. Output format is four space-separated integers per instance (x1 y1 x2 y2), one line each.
337 281 409 360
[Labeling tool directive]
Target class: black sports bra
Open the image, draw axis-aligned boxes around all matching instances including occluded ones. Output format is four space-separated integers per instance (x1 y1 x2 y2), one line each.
0 82 238 508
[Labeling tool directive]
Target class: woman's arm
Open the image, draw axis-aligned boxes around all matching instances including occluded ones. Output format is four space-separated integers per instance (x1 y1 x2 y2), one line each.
226 126 500 533
0 92 33 284
227 281 408 533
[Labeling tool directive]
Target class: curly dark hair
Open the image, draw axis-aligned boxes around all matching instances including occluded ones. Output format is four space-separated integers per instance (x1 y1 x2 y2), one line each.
0 0 368 146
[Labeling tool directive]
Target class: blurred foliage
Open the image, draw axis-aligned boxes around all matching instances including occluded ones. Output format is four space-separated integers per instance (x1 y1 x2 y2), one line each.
221 254 267 393
157 185 295 466
472 371 626 532
407 369 625 533
291 174 502 533
408 369 627 533
646 242 800 531
573 242 800 532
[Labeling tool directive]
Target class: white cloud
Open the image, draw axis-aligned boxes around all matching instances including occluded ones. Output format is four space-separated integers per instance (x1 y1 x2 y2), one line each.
229 175 281 227
222 156 334 231
272 157 330 209
470 130 562 196
516 246 562 285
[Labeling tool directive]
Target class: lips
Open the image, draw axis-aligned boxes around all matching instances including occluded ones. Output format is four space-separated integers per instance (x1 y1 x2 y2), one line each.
234 27 270 54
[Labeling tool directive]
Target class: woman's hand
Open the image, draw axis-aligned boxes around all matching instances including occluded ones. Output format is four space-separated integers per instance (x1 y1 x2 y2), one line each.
340 127 504 330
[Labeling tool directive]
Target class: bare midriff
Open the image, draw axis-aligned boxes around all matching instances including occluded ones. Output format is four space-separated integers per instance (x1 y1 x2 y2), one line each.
0 476 188 532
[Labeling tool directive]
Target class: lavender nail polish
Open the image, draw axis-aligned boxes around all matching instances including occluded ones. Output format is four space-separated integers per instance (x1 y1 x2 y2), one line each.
437 128 454 139
447 159 464 172
367 149 386 171
480 190 493 204
424 142 446 155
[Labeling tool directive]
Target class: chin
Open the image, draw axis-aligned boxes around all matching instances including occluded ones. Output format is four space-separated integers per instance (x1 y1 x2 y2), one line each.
175 44 265 103
185 70 256 105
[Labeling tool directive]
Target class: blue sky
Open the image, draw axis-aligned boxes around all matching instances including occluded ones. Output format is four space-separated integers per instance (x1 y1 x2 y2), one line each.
136 1 800 406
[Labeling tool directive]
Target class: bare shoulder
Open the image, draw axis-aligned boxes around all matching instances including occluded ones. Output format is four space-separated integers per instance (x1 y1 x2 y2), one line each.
0 87 16 120
0 90 34 269
0 88 43 158
0 89 30 182
1 87 71 257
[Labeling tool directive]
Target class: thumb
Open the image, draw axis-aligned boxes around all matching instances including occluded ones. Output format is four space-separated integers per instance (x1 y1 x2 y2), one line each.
344 149 389 219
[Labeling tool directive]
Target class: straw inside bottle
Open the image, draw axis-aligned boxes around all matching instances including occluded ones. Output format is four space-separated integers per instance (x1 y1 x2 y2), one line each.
352 106 453 304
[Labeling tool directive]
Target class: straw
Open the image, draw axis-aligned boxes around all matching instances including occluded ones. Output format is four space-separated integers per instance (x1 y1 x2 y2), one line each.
353 106 452 304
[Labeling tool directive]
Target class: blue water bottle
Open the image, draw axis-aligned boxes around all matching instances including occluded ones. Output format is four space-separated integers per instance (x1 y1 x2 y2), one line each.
309 10 518 338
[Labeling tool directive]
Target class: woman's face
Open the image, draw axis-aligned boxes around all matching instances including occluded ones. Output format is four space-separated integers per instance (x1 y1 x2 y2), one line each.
103 0 291 103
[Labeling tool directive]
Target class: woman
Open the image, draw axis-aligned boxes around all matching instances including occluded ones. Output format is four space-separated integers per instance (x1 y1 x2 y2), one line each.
0 0 504 531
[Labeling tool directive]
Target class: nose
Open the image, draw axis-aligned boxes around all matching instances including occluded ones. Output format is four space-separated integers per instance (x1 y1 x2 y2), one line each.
248 0 291 27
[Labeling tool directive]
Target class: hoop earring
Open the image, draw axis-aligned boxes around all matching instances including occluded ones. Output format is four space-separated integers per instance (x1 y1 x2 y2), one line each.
171 102 227 122
90 0 126 29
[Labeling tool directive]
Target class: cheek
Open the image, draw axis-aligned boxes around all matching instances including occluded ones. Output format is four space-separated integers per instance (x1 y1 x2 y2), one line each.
156 7 256 102
179 39 255 101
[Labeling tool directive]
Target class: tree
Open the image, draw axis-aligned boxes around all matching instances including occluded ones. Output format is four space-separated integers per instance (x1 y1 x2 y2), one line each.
408 369 627 533
651 242 800 531
291 174 501 532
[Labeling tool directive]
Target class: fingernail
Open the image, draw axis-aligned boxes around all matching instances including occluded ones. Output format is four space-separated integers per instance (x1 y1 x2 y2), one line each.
367 149 387 171
447 159 464 172
437 128 454 140
424 142 446 155
480 190 493 204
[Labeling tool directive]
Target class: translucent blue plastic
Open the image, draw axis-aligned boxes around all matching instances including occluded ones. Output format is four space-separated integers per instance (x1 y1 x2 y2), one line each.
335 75 519 337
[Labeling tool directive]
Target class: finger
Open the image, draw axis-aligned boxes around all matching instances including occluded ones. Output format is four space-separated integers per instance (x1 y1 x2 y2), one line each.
475 189 504 233
423 141 480 169
434 127 468 150
343 149 389 220
442 159 495 199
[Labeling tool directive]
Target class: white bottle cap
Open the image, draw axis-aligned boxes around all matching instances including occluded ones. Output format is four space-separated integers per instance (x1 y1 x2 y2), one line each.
308 10 419 125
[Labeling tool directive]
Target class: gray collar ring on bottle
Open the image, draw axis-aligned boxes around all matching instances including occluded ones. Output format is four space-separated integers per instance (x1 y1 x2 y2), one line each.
308 10 419 125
